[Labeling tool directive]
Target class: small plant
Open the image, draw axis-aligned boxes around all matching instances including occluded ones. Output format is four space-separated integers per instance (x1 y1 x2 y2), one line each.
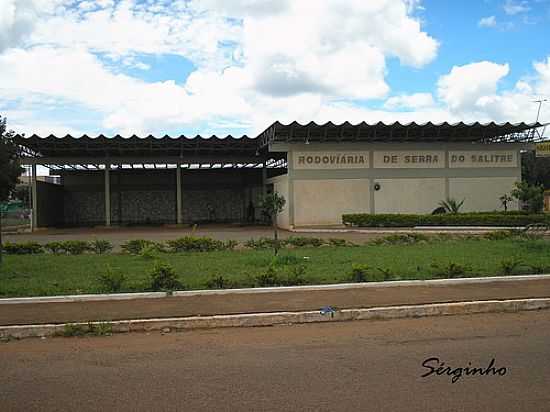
500 194 513 212
206 275 229 289
166 236 224 252
44 241 64 254
281 265 307 286
349 264 370 282
90 239 113 254
149 262 182 291
273 254 301 266
431 262 470 278
61 240 90 255
328 238 349 247
438 198 465 214
372 233 429 245
59 323 88 337
286 236 324 247
88 322 113 336
498 258 524 276
97 265 126 293
245 237 285 250
376 267 395 281
121 239 159 255
259 192 286 255
223 240 239 250
139 244 160 260
255 265 281 287
484 230 515 241
58 322 112 337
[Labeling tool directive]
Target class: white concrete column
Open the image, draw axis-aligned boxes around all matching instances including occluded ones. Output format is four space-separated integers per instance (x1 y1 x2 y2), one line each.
31 164 37 231
104 162 111 227
176 163 182 225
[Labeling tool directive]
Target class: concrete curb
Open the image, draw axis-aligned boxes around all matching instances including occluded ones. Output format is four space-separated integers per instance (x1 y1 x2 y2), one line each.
1 274 550 305
291 226 531 234
2 298 549 339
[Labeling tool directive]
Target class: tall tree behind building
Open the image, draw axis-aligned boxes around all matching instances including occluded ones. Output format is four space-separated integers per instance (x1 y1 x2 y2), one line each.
0 116 24 264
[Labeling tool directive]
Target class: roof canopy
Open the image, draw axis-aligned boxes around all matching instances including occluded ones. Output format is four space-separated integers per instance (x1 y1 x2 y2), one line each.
257 121 542 146
14 121 542 168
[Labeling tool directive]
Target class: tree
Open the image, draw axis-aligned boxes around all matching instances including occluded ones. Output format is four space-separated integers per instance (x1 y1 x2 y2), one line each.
511 181 544 213
521 151 550 188
259 192 286 255
438 198 465 214
0 116 24 264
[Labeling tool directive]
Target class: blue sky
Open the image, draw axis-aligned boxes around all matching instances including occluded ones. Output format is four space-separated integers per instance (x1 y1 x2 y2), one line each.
0 0 549 138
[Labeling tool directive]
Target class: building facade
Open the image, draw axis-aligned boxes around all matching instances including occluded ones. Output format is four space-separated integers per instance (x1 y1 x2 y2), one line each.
14 121 538 230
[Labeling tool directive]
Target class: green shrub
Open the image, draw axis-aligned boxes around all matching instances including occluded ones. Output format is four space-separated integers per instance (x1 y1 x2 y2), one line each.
286 236 324 247
206 275 230 289
223 240 239 250
281 265 307 286
60 240 90 255
328 238 349 247
349 264 370 282
376 268 395 281
58 322 112 337
58 323 88 337
245 237 285 250
342 212 550 228
3 241 44 254
166 236 224 252
273 254 301 266
44 241 64 254
255 265 281 287
150 262 182 291
98 266 126 292
372 233 429 245
90 239 113 254
139 244 160 260
498 258 524 276
431 262 470 278
121 239 161 255
484 230 515 240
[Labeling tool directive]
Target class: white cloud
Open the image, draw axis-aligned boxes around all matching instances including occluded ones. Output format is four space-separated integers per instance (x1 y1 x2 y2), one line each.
0 0 38 52
437 61 510 113
478 16 497 28
384 93 435 110
503 0 530 15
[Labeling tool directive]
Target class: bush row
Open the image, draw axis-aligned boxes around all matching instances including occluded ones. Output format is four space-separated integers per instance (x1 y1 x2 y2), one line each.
2 240 113 255
342 212 550 227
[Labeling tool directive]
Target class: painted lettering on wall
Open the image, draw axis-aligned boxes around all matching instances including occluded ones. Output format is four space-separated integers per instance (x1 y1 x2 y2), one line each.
373 151 445 168
449 151 517 168
293 151 370 169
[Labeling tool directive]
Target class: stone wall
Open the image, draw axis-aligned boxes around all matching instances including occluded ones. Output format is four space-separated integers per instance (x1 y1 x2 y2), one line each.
59 169 265 226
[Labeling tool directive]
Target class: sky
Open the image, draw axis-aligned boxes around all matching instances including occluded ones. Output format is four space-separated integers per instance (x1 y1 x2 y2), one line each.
1 0 550 139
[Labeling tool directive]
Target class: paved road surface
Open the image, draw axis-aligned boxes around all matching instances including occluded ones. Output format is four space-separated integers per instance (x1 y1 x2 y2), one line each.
2 311 550 411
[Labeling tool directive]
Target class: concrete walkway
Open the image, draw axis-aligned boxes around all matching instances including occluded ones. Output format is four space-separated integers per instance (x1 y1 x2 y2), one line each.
2 276 550 326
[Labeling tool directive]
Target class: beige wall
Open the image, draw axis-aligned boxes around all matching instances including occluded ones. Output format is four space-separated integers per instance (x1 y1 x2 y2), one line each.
374 178 446 214
293 179 370 226
271 175 290 229
449 177 519 212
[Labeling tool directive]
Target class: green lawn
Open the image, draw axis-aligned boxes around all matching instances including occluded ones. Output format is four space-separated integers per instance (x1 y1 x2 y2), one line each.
1 238 550 298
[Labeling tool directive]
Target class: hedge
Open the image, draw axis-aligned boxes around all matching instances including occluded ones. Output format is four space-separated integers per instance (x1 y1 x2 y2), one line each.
342 212 550 227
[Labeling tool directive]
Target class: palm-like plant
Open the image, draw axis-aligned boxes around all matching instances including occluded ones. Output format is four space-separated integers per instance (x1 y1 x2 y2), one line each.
438 198 465 214
499 194 513 212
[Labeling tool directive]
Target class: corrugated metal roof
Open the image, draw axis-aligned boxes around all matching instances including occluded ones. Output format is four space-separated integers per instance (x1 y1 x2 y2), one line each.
14 121 542 159
258 121 542 146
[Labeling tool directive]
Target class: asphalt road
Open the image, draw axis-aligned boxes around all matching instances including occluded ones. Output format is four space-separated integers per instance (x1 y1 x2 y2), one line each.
2 311 550 412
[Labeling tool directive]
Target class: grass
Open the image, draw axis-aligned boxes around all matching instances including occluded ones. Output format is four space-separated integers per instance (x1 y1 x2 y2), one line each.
1 238 550 297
